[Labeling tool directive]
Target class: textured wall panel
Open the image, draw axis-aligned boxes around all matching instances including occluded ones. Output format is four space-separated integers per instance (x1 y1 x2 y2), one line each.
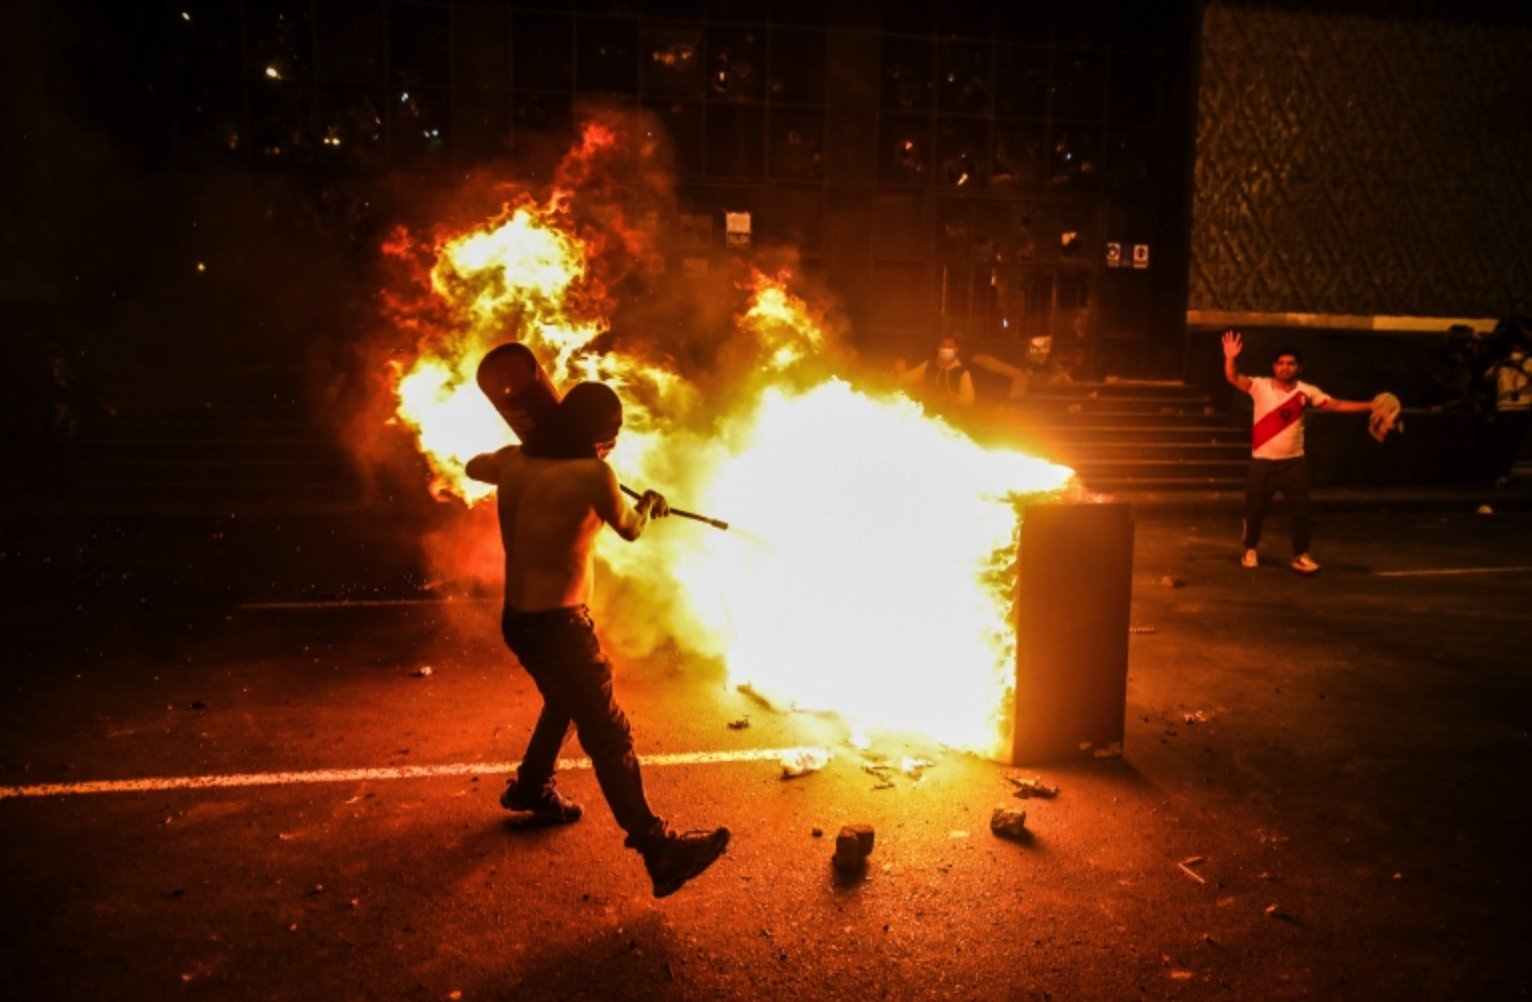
1190 5 1532 315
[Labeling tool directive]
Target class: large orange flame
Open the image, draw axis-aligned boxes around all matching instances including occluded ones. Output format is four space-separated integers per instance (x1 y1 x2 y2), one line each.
382 116 1077 757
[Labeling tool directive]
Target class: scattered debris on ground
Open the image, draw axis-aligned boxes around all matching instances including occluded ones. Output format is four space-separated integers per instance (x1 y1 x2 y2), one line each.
990 806 1028 840
411 665 433 678
1005 774 1059 799
780 747 829 778
1129 626 1159 634
1160 575 1186 588
1264 903 1294 921
832 824 875 873
727 717 750 730
862 762 896 790
1178 856 1207 884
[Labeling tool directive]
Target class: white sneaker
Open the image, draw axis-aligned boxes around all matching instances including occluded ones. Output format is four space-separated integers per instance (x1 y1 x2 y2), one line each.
1241 549 1259 569
1291 554 1320 575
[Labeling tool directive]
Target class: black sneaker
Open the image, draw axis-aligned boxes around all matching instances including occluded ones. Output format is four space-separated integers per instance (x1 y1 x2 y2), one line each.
644 828 731 898
500 779 583 825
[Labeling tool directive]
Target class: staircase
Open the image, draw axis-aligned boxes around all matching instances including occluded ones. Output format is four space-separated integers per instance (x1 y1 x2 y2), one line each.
970 381 1249 493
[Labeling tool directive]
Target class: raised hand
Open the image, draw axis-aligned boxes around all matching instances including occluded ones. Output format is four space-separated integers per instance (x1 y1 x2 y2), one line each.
1221 329 1244 359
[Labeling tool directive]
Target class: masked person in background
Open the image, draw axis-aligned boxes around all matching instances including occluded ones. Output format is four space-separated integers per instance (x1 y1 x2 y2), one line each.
900 335 976 408
467 375 730 898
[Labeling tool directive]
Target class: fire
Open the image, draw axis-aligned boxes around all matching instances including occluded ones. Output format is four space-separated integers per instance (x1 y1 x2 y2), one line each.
380 116 1077 758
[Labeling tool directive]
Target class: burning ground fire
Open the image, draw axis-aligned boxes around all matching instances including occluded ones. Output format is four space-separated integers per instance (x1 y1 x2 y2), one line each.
378 114 1079 759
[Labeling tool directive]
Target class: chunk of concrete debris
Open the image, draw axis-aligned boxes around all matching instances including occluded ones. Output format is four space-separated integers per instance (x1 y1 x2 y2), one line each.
833 824 875 873
412 666 433 678
990 807 1028 840
1159 575 1185 589
780 747 829 778
1005 774 1059 799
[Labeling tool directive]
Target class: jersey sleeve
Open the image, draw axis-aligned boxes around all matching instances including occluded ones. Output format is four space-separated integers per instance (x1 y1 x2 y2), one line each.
1300 381 1331 406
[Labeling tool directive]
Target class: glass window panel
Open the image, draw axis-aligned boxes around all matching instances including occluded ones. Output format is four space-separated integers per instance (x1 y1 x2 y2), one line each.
641 26 704 96
513 93 574 144
174 1 243 83
576 17 639 93
177 84 245 161
391 87 450 164
883 2 936 36
878 114 931 184
1049 127 1099 191
705 105 765 177
1104 127 1154 193
939 0 994 39
937 198 975 260
251 84 316 163
881 38 933 112
936 118 989 189
993 46 1048 119
1052 49 1103 122
992 122 1047 190
767 30 824 104
316 4 383 86
514 15 574 92
871 191 923 260
995 3 1051 44
1107 50 1158 125
937 42 991 114
763 187 823 252
389 5 450 88
247 0 311 84
768 109 824 179
707 27 764 101
645 100 703 176
317 87 386 169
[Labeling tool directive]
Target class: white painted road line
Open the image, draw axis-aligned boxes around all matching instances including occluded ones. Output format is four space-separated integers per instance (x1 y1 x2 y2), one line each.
0 747 824 800
1374 566 1532 578
237 598 497 610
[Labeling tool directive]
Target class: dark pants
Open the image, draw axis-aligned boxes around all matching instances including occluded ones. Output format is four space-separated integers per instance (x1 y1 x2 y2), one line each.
1243 457 1313 556
501 605 666 851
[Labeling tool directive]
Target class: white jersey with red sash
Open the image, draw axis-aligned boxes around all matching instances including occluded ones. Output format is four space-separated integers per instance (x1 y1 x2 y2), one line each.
1247 377 1330 459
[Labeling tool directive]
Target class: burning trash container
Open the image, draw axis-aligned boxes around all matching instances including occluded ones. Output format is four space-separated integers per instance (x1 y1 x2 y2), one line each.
1010 503 1133 764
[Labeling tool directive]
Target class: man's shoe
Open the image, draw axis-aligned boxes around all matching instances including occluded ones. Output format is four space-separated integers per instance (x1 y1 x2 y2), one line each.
1241 549 1259 569
1291 554 1320 575
500 779 583 824
644 828 730 898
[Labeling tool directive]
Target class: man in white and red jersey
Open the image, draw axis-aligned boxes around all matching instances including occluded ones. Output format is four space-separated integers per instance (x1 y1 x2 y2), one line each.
1222 330 1376 574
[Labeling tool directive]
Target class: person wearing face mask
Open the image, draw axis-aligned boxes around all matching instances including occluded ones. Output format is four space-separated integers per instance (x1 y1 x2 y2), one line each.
900 335 976 407
466 364 731 899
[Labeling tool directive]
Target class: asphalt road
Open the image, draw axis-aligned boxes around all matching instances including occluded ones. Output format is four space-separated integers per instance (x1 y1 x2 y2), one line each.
2 509 1529 1000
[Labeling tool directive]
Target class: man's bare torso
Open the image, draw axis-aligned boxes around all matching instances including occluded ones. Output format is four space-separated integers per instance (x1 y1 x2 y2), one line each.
491 448 607 612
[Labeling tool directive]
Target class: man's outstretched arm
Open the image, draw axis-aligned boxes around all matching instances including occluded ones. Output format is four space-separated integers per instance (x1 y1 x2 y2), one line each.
1315 397 1375 414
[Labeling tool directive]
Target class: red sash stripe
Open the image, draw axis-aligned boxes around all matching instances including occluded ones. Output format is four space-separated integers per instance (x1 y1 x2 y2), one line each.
1251 391 1307 451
